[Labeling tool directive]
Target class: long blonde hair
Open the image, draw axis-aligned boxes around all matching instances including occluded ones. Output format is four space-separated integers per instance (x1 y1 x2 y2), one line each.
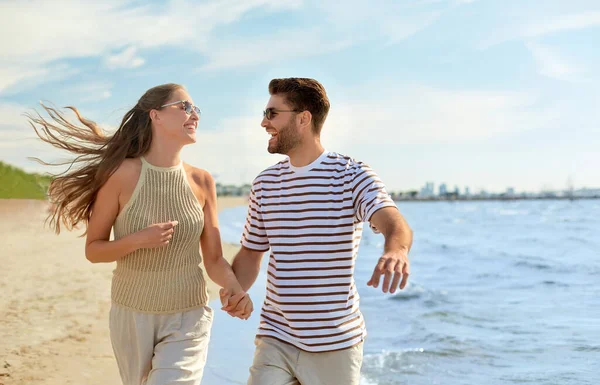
27 83 184 234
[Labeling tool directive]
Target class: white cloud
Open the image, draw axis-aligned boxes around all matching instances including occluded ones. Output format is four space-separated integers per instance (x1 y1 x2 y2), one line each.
68 83 114 103
0 0 454 90
0 102 30 129
22 82 115 105
0 0 302 63
521 11 600 38
321 85 558 151
0 102 66 172
104 47 145 69
200 1 446 70
200 28 355 71
0 64 76 95
318 1 443 45
481 10 600 48
0 0 303 93
381 11 442 45
525 42 583 81
0 67 47 94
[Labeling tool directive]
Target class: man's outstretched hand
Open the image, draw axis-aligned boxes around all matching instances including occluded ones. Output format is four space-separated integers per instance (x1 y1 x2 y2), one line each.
367 248 410 293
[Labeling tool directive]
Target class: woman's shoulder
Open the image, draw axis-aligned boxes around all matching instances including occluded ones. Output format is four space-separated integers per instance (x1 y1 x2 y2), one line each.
183 164 215 206
112 157 142 181
100 157 142 191
183 163 214 188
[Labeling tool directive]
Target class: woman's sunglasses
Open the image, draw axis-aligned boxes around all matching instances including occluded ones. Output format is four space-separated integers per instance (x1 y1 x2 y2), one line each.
160 100 201 116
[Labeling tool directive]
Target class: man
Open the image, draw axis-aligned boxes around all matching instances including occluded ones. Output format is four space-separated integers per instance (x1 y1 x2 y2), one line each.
222 78 413 385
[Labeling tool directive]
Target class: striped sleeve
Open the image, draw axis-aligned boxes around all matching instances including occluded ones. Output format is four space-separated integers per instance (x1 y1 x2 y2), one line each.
352 162 397 233
240 183 270 251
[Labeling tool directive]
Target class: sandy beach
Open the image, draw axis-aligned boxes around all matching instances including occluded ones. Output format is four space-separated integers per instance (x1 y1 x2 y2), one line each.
0 197 247 385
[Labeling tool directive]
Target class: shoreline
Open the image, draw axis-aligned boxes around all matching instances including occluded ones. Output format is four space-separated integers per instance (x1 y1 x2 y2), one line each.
393 196 600 202
0 197 246 385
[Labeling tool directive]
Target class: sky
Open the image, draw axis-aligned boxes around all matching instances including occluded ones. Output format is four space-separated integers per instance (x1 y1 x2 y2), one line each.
0 0 598 194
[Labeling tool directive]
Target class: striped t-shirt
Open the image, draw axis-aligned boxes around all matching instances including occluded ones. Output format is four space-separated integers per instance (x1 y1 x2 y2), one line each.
241 150 397 352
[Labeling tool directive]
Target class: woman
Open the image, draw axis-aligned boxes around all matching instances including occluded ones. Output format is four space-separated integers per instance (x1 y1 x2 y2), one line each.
28 83 252 385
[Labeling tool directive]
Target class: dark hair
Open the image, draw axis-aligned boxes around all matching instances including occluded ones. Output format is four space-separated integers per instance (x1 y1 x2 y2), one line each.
268 78 330 134
26 83 184 234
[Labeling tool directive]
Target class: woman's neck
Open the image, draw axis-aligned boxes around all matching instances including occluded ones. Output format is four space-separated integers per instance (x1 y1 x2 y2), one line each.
144 142 183 167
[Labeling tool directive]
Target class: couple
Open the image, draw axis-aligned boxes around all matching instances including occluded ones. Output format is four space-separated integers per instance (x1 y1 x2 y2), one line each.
30 78 413 385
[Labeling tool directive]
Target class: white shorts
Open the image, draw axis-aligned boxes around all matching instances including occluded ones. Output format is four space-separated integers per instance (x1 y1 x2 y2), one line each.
109 303 213 385
248 337 364 385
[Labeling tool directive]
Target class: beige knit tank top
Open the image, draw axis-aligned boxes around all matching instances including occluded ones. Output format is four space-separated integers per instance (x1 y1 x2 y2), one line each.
111 156 208 313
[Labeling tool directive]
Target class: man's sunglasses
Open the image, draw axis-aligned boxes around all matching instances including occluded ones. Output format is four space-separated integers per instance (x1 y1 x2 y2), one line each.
263 107 299 120
160 100 201 116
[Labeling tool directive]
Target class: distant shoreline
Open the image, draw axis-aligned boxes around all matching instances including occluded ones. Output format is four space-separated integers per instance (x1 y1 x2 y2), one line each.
393 196 600 203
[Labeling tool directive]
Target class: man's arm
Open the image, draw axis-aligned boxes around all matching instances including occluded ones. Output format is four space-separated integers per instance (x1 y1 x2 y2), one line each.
220 245 264 315
220 180 268 315
231 245 265 292
367 206 413 294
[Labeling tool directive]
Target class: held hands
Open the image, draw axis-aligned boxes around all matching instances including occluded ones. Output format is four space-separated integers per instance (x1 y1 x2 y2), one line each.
219 288 253 320
133 221 179 249
367 248 410 294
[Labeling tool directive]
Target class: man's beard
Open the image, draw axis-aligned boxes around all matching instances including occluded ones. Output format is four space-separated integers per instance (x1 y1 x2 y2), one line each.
268 120 301 155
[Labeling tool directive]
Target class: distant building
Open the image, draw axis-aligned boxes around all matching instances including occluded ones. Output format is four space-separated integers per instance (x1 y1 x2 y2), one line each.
216 183 225 196
419 182 435 197
574 188 600 198
464 187 470 196
391 190 419 201
506 187 515 197
439 183 447 196
216 183 251 197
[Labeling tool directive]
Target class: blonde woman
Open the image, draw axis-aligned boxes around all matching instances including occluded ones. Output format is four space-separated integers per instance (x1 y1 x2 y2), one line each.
28 83 252 385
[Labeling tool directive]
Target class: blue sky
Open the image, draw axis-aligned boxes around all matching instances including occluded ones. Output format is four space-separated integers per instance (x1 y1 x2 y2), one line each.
0 0 598 193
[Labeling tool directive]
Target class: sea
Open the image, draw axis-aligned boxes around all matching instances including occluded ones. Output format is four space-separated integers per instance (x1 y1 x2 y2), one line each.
201 199 600 385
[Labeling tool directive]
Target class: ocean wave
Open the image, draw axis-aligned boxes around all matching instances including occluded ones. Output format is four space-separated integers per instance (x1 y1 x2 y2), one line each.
514 260 553 271
420 311 495 329
388 284 450 307
388 283 426 301
565 235 592 244
389 291 423 301
359 376 381 385
488 208 530 216
362 344 492 370
474 272 510 280
541 280 570 288
573 345 600 352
